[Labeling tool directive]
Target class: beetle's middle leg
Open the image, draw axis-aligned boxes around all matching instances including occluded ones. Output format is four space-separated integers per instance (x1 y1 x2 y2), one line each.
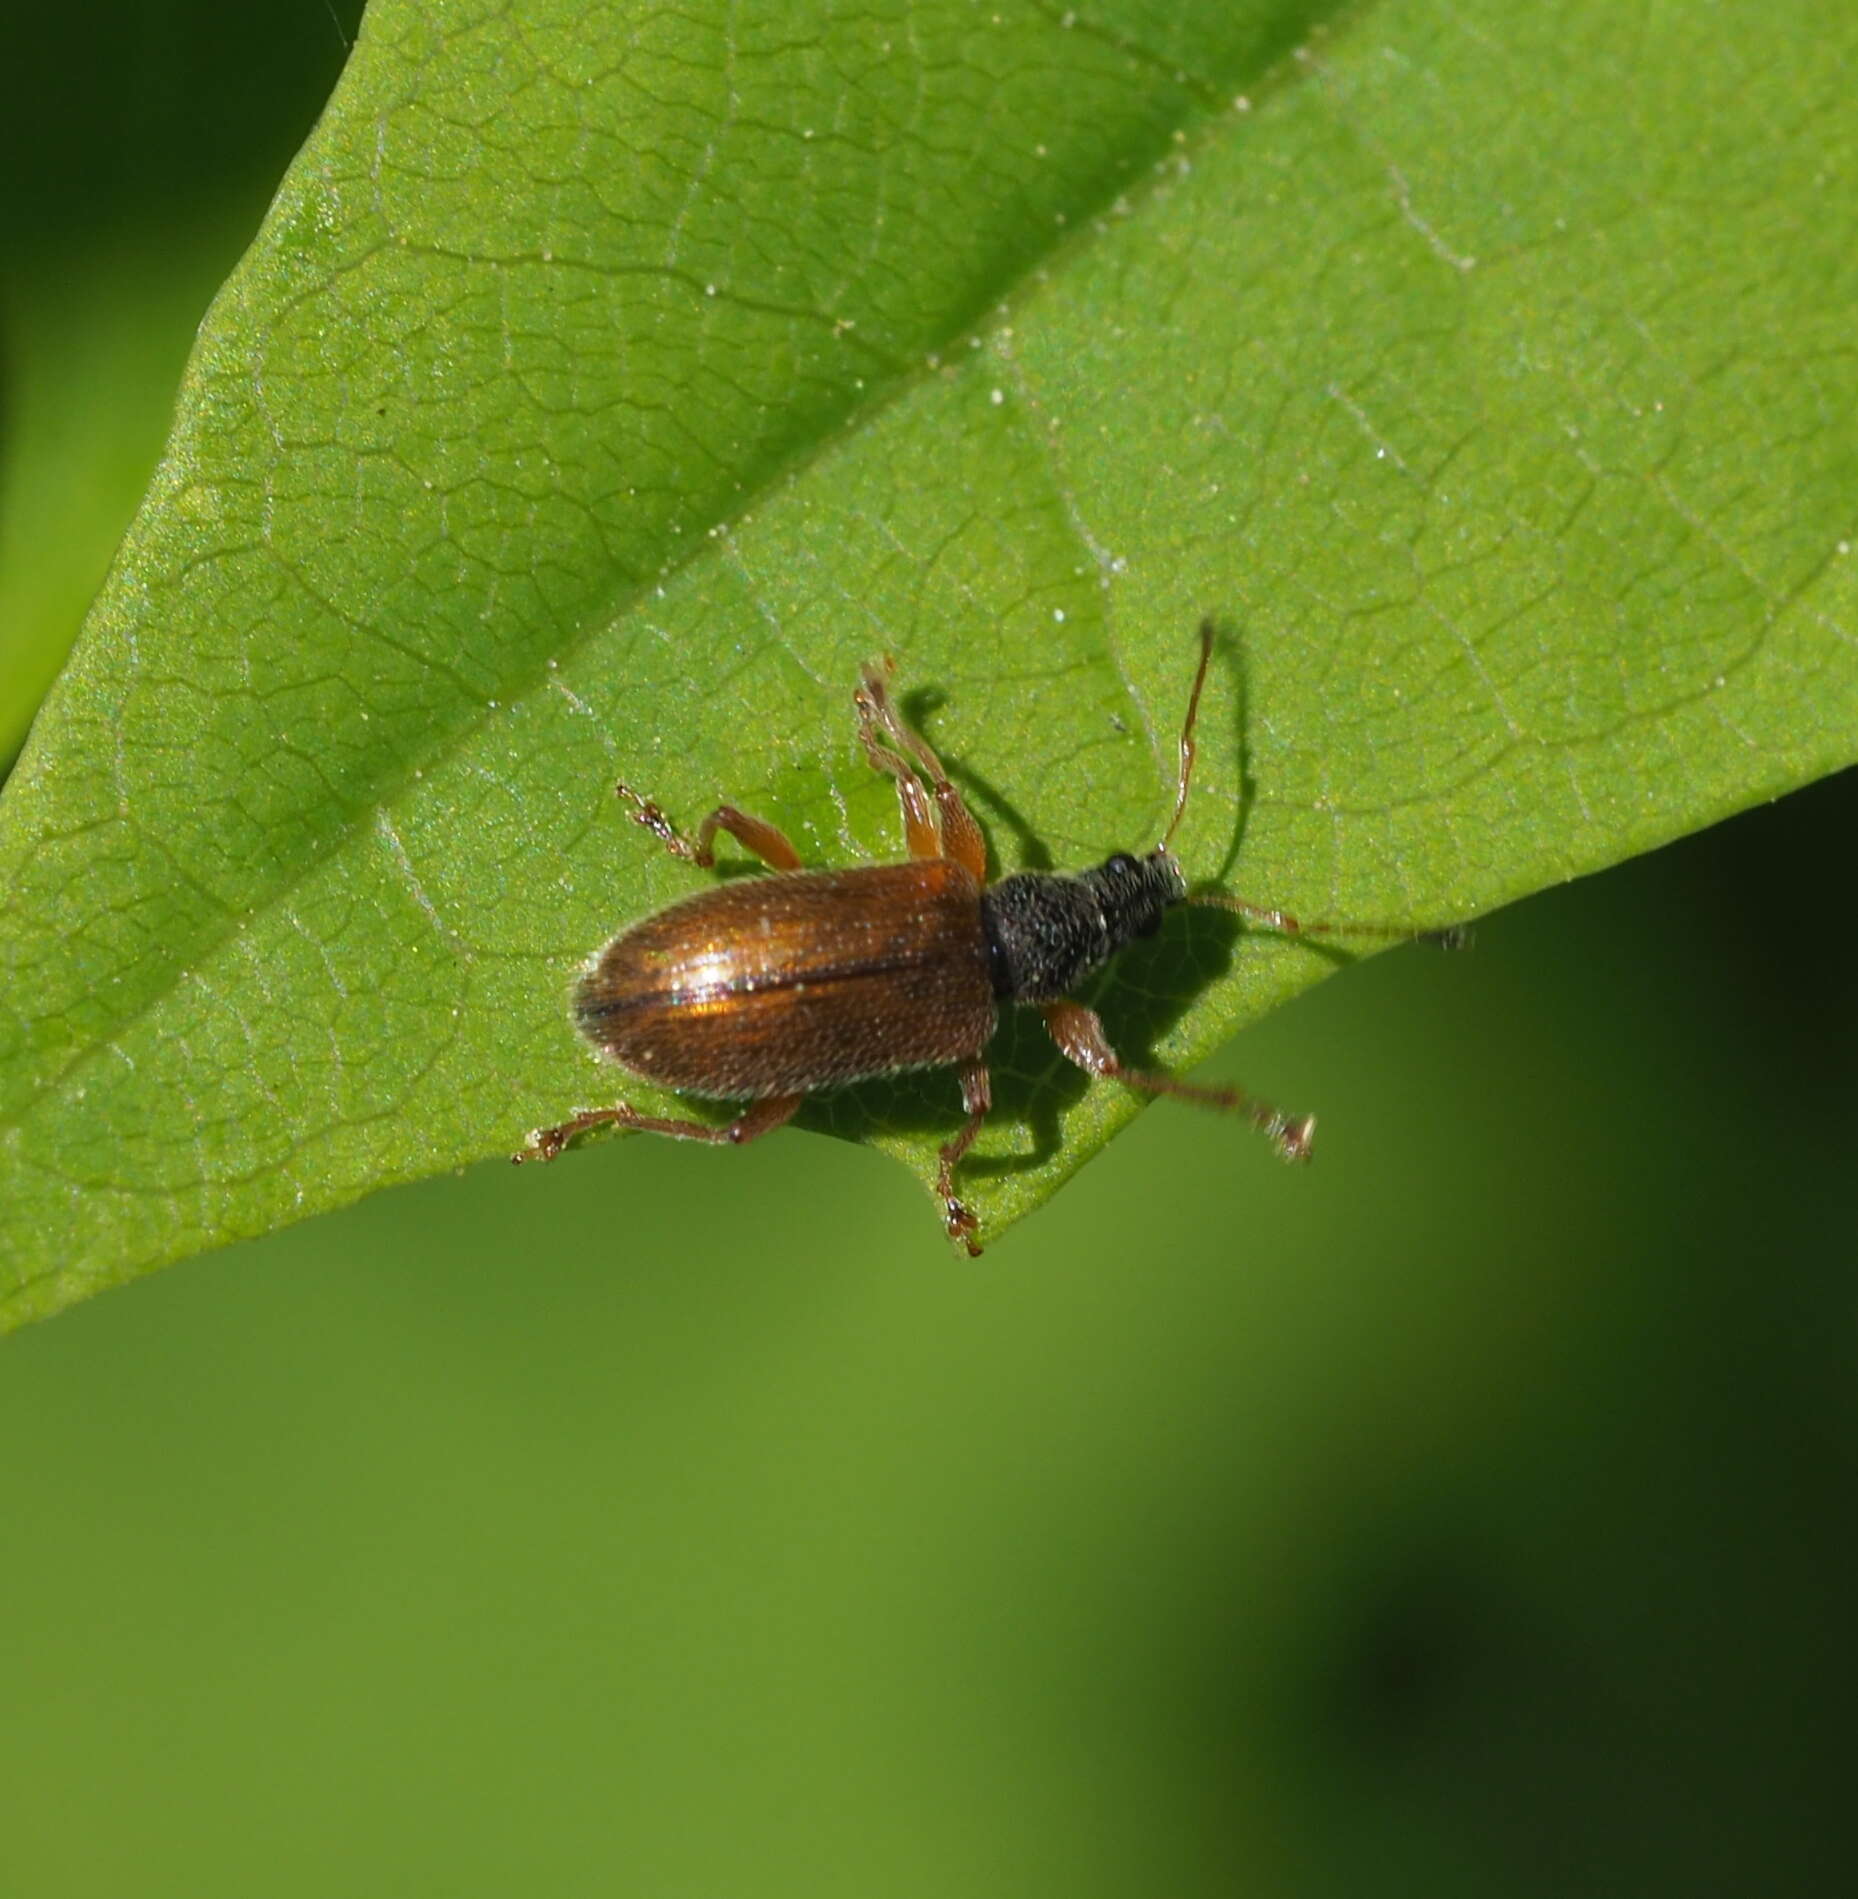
515 1091 803 1164
1040 1000 1316 1163
934 1060 992 1257
615 786 802 872
854 660 987 881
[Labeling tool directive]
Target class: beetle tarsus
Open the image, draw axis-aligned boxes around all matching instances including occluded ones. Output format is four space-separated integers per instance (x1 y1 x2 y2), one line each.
514 1109 620 1163
1271 1113 1317 1164
944 1197 983 1257
615 784 698 860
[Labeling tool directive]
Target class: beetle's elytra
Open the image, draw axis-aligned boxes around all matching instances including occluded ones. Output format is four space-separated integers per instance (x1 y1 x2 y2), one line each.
516 622 1461 1253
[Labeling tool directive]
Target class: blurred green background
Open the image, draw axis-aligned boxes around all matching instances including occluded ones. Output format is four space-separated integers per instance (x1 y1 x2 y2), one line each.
4 5 1855 1896
3 785 1854 1897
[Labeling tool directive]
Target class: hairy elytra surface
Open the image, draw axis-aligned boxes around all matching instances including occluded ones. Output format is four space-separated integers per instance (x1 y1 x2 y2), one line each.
519 625 1460 1253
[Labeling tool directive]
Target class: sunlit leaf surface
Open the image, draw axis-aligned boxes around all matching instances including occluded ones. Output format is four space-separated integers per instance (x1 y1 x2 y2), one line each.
3 0 1855 1328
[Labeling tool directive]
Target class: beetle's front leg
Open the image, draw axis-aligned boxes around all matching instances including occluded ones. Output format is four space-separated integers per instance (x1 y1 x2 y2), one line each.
1040 1000 1315 1162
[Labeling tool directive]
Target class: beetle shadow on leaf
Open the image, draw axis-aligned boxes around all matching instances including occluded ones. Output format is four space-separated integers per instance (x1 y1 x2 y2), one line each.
800 902 1256 1183
801 626 1361 1180
898 684 1055 873
1206 621 1254 891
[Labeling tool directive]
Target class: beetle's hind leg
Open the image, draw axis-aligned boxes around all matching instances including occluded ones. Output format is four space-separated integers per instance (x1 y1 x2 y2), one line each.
514 1092 803 1164
615 786 802 872
934 1060 992 1257
854 661 987 881
1041 1000 1315 1163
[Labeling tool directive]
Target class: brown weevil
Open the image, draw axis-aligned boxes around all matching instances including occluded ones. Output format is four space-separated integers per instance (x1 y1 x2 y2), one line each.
516 621 1461 1253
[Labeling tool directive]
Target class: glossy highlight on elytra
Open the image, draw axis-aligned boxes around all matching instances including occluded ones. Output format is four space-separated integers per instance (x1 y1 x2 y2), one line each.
516 623 1463 1253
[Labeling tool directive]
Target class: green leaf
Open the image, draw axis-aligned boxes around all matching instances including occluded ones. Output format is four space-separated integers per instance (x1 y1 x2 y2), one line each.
4 0 1855 1330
